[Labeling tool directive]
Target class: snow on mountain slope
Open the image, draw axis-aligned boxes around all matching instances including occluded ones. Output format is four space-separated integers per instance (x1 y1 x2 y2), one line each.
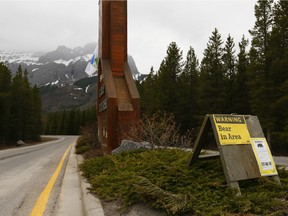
0 51 42 65
0 44 96 87
0 43 142 88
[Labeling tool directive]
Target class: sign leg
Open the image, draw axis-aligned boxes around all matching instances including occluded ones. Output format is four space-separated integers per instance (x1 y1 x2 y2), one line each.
229 181 241 196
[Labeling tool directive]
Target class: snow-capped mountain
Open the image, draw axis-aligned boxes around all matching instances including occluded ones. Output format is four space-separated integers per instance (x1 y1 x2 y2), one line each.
0 43 141 87
0 51 42 65
0 43 142 112
0 43 95 87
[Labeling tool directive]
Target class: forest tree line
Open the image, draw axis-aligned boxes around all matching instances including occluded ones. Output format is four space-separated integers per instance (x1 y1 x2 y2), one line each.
0 63 42 144
42 106 97 135
0 61 97 144
137 0 288 154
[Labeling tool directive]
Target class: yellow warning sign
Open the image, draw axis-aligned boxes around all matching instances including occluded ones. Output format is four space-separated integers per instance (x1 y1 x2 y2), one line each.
250 138 278 176
213 114 251 145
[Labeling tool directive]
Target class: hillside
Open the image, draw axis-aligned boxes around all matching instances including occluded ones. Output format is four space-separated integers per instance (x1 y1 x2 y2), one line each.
0 44 143 112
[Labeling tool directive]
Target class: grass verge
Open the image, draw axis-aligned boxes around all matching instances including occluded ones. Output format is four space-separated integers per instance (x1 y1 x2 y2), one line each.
79 149 288 215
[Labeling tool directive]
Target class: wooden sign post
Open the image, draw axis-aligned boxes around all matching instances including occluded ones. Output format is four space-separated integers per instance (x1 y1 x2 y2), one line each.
189 114 280 194
97 0 140 152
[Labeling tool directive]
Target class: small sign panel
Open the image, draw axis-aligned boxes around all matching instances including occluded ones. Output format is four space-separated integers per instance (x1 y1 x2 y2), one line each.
250 138 278 176
213 114 251 145
99 85 105 97
99 98 107 112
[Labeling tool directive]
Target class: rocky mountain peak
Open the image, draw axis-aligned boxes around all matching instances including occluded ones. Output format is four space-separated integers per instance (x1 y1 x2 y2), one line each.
56 45 71 52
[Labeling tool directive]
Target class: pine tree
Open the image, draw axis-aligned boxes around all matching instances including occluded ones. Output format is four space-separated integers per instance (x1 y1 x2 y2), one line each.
248 0 274 139
29 86 42 140
234 36 250 114
268 0 288 152
222 34 236 113
6 66 43 142
269 0 288 83
157 42 183 116
198 28 226 114
0 63 12 144
22 68 34 140
178 46 199 130
140 67 159 114
10 65 25 141
249 0 274 63
223 34 236 78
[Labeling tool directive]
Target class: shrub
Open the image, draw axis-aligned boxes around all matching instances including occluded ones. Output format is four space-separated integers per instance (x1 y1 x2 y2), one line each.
75 122 100 155
79 123 100 148
123 112 196 149
75 145 91 154
79 149 288 215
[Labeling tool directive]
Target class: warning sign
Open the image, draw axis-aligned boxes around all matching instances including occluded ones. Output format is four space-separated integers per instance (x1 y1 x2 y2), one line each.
213 114 251 145
250 138 278 176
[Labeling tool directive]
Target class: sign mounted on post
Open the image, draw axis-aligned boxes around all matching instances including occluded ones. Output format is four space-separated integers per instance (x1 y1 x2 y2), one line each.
188 114 280 195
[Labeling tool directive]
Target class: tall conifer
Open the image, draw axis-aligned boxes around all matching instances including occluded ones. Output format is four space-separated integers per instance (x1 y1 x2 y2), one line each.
157 42 183 115
222 34 236 113
248 0 274 139
198 28 225 114
268 0 288 151
178 46 199 130
0 63 12 143
234 36 250 114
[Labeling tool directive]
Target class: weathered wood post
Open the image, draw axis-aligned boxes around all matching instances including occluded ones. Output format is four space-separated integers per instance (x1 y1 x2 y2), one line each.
97 0 141 152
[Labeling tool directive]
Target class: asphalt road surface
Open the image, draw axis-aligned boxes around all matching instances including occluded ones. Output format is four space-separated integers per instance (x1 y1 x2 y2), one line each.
0 136 78 216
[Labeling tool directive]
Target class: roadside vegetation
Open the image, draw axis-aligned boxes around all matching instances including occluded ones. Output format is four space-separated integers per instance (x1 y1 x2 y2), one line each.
77 112 288 215
123 112 196 149
75 122 101 156
80 149 288 215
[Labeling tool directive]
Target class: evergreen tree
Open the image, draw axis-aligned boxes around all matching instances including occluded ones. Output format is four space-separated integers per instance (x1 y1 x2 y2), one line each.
222 34 236 113
178 46 199 130
248 0 274 139
198 28 226 114
223 34 236 78
234 36 250 114
22 68 34 140
0 63 12 144
42 106 97 135
157 42 183 116
268 0 288 152
139 67 159 114
269 0 288 88
10 65 25 140
30 86 42 140
2 65 43 142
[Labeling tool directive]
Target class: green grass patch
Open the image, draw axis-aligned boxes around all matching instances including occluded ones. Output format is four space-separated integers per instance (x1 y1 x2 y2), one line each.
79 149 288 215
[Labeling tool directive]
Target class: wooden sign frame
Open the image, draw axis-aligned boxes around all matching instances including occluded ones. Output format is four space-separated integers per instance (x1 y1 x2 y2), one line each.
188 114 280 194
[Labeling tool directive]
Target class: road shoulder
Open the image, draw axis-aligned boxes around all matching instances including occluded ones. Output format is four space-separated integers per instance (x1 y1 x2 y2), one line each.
55 145 105 216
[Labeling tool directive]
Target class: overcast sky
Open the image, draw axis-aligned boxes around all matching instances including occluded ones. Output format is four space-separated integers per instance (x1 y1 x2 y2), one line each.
0 0 257 74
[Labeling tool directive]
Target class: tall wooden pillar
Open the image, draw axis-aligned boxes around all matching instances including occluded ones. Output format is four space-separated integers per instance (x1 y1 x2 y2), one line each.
97 0 140 152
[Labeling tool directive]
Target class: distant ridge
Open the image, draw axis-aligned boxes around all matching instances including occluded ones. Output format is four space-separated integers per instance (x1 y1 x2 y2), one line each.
0 43 144 112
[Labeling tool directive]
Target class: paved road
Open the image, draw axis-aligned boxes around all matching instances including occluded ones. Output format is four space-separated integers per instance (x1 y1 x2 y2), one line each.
274 156 288 169
0 135 78 216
